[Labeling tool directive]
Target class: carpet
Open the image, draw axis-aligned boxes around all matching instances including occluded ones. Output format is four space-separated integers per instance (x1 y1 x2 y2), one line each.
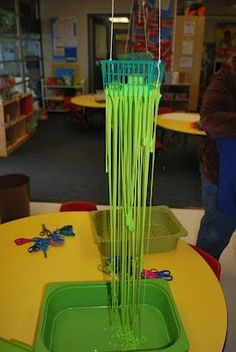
0 114 203 208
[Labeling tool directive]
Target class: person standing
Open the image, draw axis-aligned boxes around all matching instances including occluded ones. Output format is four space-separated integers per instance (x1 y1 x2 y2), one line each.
196 55 236 260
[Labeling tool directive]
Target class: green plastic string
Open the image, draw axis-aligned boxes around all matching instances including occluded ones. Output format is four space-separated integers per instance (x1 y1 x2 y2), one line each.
104 74 161 347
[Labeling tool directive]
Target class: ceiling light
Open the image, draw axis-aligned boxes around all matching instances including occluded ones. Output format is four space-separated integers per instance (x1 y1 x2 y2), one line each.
108 17 129 23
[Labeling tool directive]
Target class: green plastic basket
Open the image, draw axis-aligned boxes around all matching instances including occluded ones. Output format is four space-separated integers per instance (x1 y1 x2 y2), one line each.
90 206 188 256
101 59 165 91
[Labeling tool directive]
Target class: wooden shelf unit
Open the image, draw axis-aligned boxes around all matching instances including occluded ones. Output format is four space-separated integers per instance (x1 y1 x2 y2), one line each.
41 78 85 113
160 83 190 111
0 93 33 157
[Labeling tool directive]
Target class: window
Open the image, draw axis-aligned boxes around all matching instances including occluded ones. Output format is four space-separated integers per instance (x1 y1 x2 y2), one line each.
0 0 43 99
0 39 21 60
0 0 16 35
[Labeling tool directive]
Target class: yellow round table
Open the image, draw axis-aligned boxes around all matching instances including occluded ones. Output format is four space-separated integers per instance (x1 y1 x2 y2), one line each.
0 212 227 351
71 94 106 109
156 112 206 136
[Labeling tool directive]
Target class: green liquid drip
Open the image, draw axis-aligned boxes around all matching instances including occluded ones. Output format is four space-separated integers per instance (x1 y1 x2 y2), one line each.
105 81 161 348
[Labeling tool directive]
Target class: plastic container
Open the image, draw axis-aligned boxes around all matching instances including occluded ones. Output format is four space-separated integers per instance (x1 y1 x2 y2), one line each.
90 206 188 256
34 280 189 352
0 338 32 351
0 174 30 223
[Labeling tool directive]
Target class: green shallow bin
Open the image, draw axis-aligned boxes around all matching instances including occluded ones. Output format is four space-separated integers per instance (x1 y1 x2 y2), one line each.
90 206 188 256
34 280 189 352
0 338 32 351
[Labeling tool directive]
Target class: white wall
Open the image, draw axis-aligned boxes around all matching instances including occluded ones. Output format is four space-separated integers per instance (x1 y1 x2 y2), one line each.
40 0 130 89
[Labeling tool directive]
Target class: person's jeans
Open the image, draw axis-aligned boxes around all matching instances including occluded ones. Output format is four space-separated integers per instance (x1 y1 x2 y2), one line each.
196 169 236 260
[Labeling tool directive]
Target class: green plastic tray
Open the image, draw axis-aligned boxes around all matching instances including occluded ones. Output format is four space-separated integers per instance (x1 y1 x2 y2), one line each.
0 338 32 352
90 206 188 256
34 280 189 352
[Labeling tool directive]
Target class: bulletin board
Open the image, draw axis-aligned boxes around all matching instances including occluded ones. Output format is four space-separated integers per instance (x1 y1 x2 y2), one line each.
51 63 80 81
132 0 176 71
50 17 78 61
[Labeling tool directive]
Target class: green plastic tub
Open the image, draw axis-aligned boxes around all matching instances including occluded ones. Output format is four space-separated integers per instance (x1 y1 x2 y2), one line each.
0 338 32 352
90 206 188 256
34 280 189 352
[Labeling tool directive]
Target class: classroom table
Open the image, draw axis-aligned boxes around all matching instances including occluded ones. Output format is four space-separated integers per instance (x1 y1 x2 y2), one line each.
0 212 227 351
156 112 206 136
71 94 106 109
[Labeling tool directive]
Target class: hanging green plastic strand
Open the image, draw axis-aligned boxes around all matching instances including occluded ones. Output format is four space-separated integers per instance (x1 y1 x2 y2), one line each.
103 61 163 346
145 83 162 257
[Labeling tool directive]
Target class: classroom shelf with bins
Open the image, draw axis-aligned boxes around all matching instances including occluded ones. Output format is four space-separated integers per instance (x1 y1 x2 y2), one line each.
160 83 190 111
0 93 34 157
41 77 85 113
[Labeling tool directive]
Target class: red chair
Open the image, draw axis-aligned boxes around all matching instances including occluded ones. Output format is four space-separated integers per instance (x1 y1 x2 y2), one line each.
156 107 173 147
158 107 173 115
64 96 86 126
59 201 97 212
155 140 164 151
189 244 221 280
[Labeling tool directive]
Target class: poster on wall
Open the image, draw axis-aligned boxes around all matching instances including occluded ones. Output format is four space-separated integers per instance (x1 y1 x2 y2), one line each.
50 17 78 61
215 22 236 58
183 21 195 37
132 0 176 71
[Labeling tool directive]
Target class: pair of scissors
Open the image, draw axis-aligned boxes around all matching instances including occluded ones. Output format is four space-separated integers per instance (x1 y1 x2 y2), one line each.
15 238 32 245
157 270 173 281
99 257 137 277
28 238 51 257
39 224 52 237
99 257 119 275
57 225 75 236
50 233 64 246
28 242 41 253
142 269 173 281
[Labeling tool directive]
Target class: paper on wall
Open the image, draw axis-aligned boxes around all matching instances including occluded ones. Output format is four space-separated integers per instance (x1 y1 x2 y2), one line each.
182 40 193 55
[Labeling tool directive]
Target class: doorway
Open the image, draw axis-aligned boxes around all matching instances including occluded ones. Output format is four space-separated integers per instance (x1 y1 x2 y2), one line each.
88 14 131 93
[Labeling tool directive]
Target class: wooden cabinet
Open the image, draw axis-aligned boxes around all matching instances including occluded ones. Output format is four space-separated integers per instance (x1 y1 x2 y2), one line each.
0 93 33 157
160 83 190 111
41 78 85 113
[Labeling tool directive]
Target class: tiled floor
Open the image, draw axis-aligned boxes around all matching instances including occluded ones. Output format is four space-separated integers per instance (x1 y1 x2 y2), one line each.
30 202 236 351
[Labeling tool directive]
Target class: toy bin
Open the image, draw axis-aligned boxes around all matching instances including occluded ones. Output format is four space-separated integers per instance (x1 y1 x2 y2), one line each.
90 206 188 256
34 280 189 352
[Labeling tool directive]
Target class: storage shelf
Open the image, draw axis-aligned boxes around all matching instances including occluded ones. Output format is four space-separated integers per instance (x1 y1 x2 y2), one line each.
161 83 190 111
2 93 30 106
0 93 34 157
162 83 190 86
47 109 65 112
162 98 189 102
45 97 64 101
6 112 33 129
7 134 30 154
44 85 83 89
42 77 85 113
